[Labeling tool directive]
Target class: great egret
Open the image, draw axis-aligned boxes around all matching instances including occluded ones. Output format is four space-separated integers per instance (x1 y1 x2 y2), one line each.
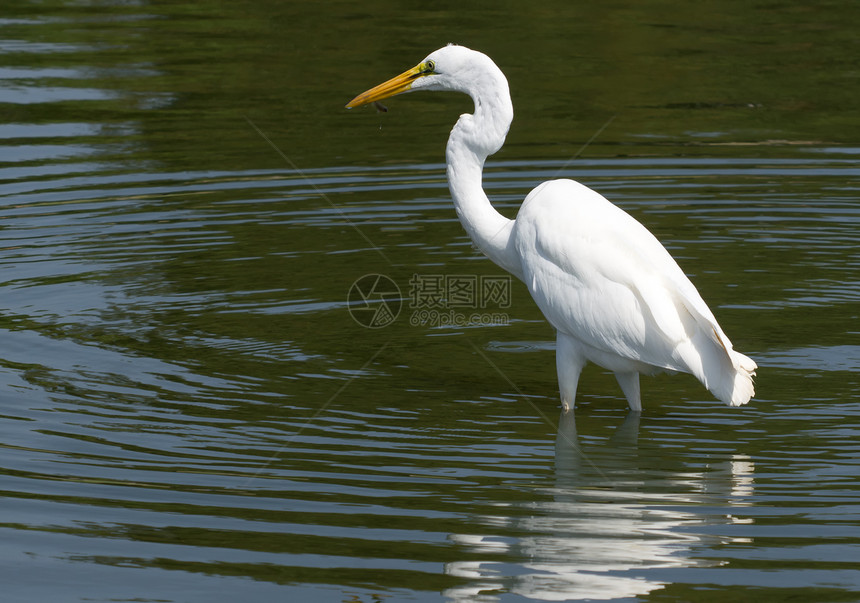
346 44 756 412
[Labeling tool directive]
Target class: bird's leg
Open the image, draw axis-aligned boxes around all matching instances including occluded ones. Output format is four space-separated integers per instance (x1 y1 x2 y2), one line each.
614 371 642 413
556 332 586 412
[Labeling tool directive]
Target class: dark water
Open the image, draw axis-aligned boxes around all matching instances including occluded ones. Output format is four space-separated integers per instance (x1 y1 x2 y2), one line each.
1 2 859 602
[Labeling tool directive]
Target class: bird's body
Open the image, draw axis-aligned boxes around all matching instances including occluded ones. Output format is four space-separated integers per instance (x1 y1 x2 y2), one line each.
347 45 756 412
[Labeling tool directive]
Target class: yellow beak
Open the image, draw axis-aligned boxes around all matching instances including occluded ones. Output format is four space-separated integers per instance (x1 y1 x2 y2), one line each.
345 63 428 109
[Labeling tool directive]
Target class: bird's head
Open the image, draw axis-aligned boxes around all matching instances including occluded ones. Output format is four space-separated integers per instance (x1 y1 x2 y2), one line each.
345 44 499 109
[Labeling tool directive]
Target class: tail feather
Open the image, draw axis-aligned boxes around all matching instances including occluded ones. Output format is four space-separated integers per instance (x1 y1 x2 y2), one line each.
675 321 757 407
726 351 757 406
703 337 756 407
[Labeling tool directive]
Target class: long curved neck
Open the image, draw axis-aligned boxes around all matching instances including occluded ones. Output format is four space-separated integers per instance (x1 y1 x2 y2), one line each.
445 82 523 280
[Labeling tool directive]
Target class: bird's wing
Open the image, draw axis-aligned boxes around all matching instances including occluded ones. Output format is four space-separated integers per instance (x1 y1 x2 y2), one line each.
515 180 731 371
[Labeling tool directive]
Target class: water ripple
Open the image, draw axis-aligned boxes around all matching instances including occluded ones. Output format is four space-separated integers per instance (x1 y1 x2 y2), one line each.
1 151 858 601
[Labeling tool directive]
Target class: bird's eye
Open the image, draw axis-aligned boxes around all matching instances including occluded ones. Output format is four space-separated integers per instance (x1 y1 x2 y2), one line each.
423 60 436 73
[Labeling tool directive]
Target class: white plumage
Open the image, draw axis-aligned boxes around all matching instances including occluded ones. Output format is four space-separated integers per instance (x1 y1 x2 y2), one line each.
347 44 756 412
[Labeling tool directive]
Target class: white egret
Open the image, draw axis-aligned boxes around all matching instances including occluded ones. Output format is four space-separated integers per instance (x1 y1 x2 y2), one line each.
346 45 756 412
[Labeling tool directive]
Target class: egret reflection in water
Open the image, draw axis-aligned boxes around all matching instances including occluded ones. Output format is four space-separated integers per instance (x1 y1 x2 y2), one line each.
445 412 756 601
